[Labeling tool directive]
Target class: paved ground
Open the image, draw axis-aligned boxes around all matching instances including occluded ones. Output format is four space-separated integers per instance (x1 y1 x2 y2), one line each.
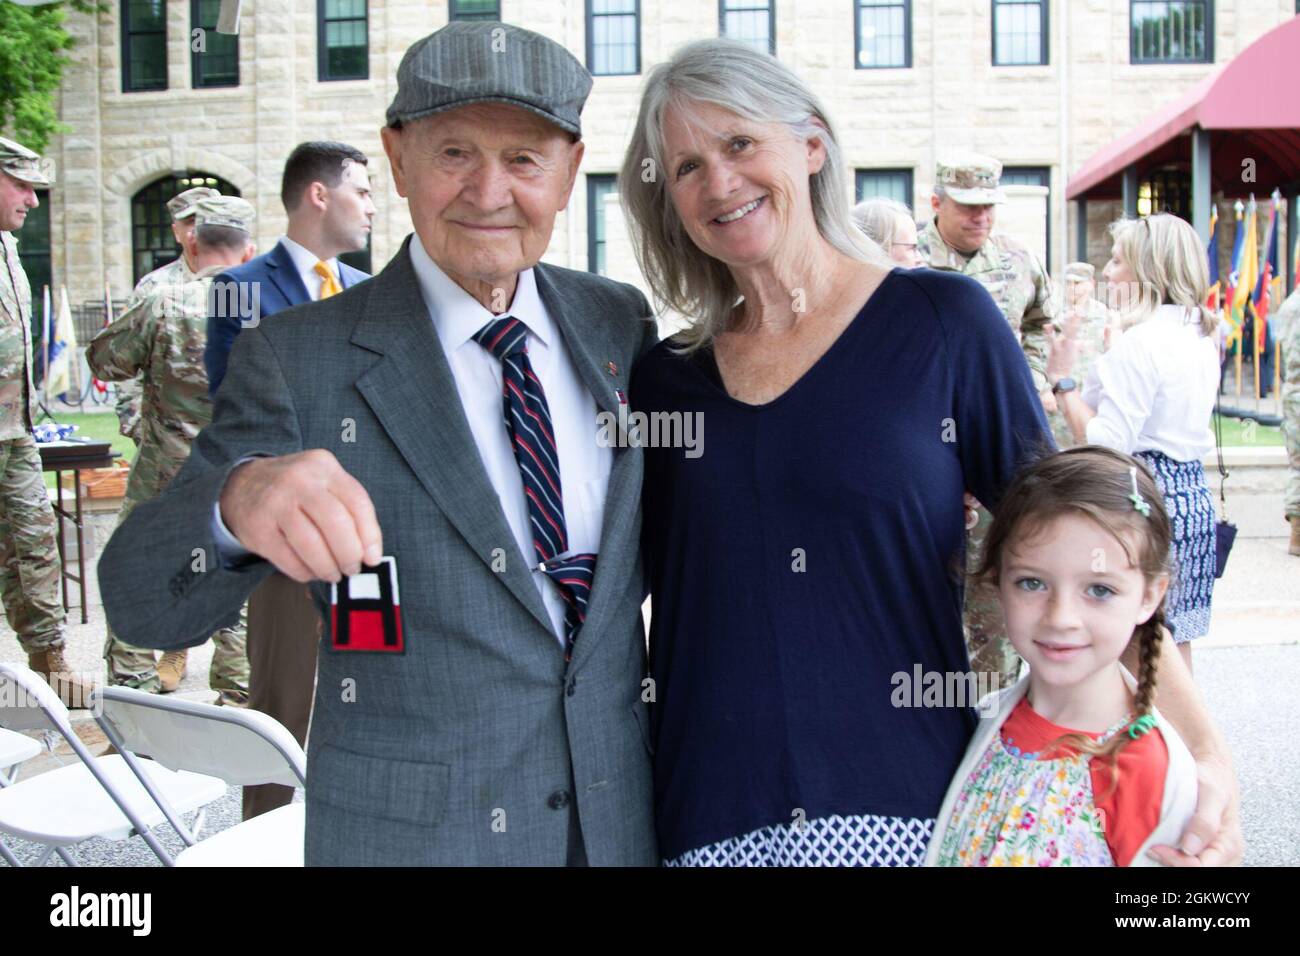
2 402 1296 865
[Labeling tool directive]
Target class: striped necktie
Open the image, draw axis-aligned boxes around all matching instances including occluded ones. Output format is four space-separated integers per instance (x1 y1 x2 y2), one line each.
474 316 596 662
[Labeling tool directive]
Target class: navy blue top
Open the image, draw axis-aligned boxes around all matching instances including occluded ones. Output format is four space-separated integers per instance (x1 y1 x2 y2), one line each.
632 267 1054 860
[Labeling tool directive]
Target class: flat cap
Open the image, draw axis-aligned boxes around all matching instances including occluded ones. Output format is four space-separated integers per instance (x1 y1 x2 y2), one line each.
1064 261 1096 282
0 136 50 187
168 186 221 221
935 153 1005 205
386 22 592 137
194 195 255 232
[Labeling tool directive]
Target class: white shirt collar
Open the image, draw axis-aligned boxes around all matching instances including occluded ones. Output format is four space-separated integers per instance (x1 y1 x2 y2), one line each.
407 232 552 353
279 234 339 280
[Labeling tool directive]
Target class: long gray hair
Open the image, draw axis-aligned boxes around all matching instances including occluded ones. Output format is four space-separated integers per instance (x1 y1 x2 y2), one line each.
618 39 881 350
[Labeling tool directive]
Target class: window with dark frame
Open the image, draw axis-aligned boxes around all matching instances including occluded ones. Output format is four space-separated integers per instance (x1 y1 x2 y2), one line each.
587 175 617 275
130 174 240 285
1131 0 1213 64
450 0 500 20
720 0 775 55
122 0 168 92
192 0 239 88
993 0 1047 66
16 190 51 327
587 0 640 76
319 0 369 81
855 0 910 69
855 168 914 211
1001 165 1052 272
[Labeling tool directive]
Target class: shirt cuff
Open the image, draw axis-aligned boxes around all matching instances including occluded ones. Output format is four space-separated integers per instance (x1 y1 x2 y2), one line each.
210 455 264 566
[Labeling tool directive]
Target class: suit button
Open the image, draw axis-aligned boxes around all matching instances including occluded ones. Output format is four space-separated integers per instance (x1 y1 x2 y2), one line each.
547 790 570 810
565 677 576 697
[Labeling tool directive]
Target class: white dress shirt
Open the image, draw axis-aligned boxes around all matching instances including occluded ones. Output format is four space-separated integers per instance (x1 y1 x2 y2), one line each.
1083 303 1219 461
408 235 612 643
279 235 341 300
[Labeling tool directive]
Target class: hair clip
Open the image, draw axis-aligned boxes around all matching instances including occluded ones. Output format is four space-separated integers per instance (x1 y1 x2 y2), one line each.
1127 713 1157 739
1128 466 1151 518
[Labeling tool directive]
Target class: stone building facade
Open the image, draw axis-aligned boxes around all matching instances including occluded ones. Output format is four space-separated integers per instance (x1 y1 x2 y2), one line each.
27 0 1299 313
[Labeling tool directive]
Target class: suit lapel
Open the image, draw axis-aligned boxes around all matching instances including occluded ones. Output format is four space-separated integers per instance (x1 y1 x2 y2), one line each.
266 241 311 307
350 240 554 637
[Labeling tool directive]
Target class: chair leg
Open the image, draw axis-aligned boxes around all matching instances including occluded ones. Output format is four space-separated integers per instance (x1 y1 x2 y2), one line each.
0 840 20 867
33 845 55 867
55 847 77 867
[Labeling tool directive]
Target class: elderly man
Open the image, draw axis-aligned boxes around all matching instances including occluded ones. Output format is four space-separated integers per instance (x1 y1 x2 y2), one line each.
88 196 258 706
100 22 659 866
917 153 1058 689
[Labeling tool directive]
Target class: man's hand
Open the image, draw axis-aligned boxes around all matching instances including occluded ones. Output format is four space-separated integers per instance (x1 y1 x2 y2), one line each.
1148 751 1244 866
219 450 383 583
1038 386 1058 415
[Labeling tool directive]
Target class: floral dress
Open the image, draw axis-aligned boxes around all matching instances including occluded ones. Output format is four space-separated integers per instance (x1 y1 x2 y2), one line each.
933 698 1167 867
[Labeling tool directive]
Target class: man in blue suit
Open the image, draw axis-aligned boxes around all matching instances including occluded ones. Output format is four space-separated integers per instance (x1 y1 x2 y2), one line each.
205 141 373 392
205 140 375 820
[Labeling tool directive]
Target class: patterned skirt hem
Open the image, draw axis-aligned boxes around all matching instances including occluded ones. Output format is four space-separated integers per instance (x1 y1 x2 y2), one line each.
662 812 934 867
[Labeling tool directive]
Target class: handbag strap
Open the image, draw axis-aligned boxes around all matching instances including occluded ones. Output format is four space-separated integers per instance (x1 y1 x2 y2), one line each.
1213 385 1230 514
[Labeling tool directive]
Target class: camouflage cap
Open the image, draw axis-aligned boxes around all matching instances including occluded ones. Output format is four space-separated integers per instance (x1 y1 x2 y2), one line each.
194 195 255 233
935 153 1005 205
0 136 50 187
1064 261 1096 283
167 186 221 221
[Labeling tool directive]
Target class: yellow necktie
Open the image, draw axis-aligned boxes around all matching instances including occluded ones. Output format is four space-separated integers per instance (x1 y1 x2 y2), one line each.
314 261 342 299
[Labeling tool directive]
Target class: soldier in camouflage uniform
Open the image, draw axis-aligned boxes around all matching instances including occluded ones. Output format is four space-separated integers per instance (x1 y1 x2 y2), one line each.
1047 262 1112 449
0 137 91 705
916 154 1059 690
1279 286 1300 556
112 186 220 446
87 196 256 704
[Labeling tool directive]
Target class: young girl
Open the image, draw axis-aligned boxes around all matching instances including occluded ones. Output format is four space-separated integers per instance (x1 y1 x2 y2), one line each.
926 446 1198 867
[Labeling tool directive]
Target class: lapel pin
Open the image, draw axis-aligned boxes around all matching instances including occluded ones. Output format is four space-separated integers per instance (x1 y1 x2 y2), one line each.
615 387 627 404
605 360 618 376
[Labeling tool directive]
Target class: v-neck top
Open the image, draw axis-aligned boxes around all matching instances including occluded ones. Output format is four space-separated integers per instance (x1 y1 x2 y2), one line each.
632 266 1055 862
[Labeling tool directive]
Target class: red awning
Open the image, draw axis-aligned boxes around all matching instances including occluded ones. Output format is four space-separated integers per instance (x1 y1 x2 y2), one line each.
1067 16 1300 201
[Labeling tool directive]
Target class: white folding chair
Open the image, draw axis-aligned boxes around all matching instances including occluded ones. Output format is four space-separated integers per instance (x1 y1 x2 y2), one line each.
93 685 307 867
0 727 40 787
0 663 226 867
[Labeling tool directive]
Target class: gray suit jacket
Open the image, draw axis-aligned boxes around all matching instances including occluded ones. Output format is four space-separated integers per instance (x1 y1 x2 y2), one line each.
99 237 660 866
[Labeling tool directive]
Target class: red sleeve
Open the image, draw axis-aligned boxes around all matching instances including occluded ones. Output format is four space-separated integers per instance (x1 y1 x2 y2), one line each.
1091 729 1169 867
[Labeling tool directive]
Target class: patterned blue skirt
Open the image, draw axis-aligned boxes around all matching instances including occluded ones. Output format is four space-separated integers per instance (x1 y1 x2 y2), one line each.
1135 450 1216 642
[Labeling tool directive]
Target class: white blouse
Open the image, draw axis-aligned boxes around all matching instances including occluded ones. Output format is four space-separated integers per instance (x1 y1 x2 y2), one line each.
1082 304 1219 462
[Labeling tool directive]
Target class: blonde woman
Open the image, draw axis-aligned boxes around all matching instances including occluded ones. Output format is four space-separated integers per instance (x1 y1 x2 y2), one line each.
851 197 924 267
1049 214 1220 671
623 42 1240 867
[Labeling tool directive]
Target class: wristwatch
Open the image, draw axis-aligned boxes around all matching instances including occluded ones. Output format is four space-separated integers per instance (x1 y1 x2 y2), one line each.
1051 377 1077 395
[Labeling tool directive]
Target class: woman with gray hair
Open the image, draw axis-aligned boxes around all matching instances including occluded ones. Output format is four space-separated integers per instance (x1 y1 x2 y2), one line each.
622 39 1054 866
851 197 924 268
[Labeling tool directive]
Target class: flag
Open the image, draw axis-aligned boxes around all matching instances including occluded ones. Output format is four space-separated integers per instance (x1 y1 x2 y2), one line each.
1231 197 1258 335
1205 204 1220 312
1224 202 1246 349
43 286 78 403
1252 194 1280 351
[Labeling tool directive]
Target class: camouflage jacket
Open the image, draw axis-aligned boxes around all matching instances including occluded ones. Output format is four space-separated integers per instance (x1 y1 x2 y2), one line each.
1279 289 1300 388
112 256 196 444
87 264 221 504
917 218 1056 391
0 231 37 441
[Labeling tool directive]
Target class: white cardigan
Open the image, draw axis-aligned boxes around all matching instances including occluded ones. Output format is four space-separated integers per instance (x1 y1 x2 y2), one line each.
924 668 1199 867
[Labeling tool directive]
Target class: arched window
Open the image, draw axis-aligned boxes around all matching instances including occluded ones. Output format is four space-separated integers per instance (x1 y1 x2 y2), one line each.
130 173 240 284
